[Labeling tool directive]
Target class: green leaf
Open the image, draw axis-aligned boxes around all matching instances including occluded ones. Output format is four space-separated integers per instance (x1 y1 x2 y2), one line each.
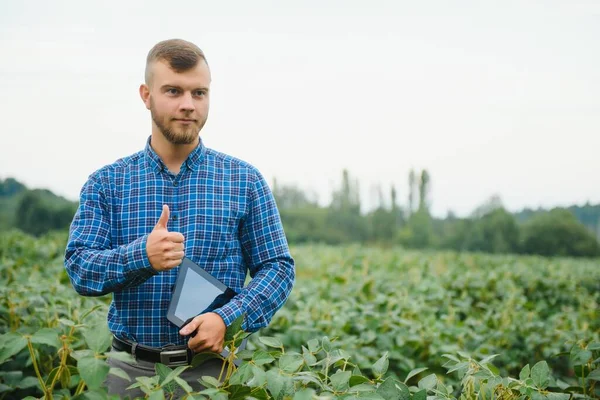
372 352 389 378
252 350 275 366
322 336 332 352
546 393 570 400
235 349 254 360
587 342 600 350
417 374 437 391
105 350 136 364
247 365 267 387
16 376 39 389
190 351 223 368
155 362 172 385
441 354 460 363
587 368 600 381
82 322 112 354
45 366 60 387
376 377 410 400
79 305 103 322
174 376 193 394
570 348 592 366
229 363 253 385
160 365 189 389
0 383 12 393
82 388 111 400
225 314 245 343
520 364 531 380
412 389 427 400
31 328 61 349
293 388 316 400
350 375 370 387
531 392 546 400
330 370 352 391
404 367 427 384
77 356 110 390
479 354 500 365
71 349 94 360
0 334 27 364
259 336 283 349
200 375 221 388
109 367 131 382
148 389 165 400
279 353 304 373
447 362 469 374
266 369 287 400
531 361 550 389
227 384 253 400
307 338 320 353
58 318 75 327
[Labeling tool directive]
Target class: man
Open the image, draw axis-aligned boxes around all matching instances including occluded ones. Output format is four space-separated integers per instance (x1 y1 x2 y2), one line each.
64 38 295 396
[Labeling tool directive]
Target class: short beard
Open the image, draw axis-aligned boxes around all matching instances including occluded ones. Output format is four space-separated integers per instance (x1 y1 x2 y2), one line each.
150 100 204 145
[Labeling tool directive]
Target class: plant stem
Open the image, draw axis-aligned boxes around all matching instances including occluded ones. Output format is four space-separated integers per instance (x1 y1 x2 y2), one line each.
74 379 86 395
26 337 52 400
49 337 69 392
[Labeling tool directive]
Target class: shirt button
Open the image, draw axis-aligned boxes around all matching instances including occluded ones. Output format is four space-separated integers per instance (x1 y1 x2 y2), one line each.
172 214 178 221
173 181 178 186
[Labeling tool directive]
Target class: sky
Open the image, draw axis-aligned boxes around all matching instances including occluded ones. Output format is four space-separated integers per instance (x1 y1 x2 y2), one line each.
0 0 599 218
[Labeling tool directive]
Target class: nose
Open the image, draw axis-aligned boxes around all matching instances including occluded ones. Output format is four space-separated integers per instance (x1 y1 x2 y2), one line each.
179 92 195 112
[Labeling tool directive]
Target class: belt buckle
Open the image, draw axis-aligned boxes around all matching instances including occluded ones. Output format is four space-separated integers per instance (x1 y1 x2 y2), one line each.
159 349 189 366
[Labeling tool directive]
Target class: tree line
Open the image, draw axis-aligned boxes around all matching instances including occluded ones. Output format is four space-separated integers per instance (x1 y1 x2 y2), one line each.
1 174 599 258
272 169 600 258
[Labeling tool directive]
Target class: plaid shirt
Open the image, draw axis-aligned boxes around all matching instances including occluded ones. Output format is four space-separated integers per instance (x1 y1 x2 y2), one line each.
64 136 295 347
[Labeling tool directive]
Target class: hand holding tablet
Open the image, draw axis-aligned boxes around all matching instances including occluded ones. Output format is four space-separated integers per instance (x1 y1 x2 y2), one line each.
167 258 247 357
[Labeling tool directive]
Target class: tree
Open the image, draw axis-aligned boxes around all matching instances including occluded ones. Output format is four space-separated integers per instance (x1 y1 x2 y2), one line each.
418 169 430 212
463 208 519 254
408 169 416 217
520 208 600 257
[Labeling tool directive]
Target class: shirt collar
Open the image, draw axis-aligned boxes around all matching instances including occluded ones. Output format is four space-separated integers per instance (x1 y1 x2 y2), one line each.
144 135 206 173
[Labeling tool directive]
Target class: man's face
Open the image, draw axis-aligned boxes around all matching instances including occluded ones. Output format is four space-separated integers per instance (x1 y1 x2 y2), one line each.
141 59 211 145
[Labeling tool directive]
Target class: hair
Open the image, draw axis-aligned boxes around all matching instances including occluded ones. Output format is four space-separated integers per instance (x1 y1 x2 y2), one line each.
144 39 208 85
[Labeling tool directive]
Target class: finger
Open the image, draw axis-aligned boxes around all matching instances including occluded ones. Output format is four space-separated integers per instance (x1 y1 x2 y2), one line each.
163 259 182 270
180 315 204 336
167 232 185 243
167 251 185 261
210 344 224 353
155 205 170 230
172 243 185 252
190 337 208 353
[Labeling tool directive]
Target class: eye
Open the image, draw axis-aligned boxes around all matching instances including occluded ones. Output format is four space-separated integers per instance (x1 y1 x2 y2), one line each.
194 90 206 97
166 88 180 95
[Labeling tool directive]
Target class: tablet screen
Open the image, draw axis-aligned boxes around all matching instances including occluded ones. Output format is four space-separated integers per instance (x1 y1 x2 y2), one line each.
174 267 235 321
168 258 238 327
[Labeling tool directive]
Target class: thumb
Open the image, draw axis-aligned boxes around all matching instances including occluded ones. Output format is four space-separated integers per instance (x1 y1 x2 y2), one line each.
180 316 203 335
155 204 170 230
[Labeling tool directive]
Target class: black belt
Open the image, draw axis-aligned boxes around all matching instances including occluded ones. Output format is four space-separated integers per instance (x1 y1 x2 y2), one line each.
112 336 193 366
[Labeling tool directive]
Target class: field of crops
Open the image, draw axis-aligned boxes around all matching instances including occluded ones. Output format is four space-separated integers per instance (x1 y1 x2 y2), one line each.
1 230 599 399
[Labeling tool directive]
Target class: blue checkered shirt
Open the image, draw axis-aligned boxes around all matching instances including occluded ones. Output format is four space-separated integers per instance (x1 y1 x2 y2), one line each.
64 136 295 347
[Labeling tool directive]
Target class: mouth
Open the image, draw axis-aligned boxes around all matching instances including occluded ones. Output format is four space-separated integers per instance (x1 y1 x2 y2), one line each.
173 118 196 125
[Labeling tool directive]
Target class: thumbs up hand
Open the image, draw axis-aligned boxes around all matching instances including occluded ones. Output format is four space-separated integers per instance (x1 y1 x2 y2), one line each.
146 205 185 272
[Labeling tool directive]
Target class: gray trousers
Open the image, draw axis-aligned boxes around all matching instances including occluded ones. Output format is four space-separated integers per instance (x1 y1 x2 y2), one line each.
105 346 227 399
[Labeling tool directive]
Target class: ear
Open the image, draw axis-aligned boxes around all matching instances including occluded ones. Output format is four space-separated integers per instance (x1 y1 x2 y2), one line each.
139 84 151 110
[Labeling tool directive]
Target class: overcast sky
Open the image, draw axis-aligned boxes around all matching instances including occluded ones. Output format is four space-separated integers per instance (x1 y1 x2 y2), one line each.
1 0 598 217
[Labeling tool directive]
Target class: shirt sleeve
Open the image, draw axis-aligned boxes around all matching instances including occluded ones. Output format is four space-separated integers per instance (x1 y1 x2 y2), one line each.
213 170 295 331
64 175 157 296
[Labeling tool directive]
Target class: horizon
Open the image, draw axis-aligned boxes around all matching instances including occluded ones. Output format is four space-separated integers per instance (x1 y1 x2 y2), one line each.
1 173 598 220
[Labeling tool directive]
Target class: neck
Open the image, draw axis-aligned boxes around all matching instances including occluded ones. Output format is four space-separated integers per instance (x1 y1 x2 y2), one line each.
150 131 199 174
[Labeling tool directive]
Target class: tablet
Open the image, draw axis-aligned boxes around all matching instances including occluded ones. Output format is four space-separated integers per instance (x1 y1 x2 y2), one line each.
167 257 238 329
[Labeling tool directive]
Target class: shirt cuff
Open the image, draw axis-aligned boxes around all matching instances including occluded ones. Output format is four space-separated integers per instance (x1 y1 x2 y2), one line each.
124 234 155 276
214 301 244 327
